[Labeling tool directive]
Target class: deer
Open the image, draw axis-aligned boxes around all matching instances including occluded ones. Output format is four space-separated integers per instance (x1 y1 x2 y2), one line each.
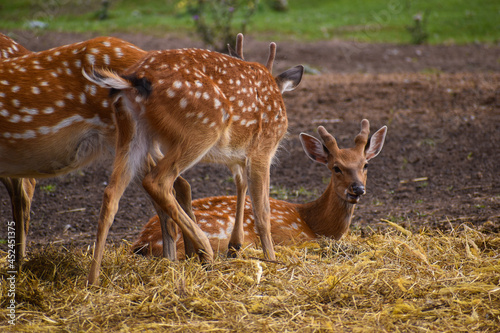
0 35 196 269
0 32 38 263
84 34 304 284
131 119 387 257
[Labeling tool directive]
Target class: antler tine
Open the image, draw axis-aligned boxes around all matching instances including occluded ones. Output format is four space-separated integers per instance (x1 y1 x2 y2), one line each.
236 33 244 60
227 33 244 60
317 126 339 153
266 42 276 73
354 119 370 150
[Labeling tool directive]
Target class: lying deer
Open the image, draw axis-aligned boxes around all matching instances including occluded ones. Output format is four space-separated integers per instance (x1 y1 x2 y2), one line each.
0 35 193 267
132 119 387 257
84 36 304 284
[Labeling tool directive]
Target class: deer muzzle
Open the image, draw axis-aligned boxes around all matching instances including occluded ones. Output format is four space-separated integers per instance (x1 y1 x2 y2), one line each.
346 183 366 203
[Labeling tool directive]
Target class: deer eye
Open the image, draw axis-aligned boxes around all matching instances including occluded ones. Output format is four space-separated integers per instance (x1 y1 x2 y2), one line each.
333 166 342 174
363 163 368 170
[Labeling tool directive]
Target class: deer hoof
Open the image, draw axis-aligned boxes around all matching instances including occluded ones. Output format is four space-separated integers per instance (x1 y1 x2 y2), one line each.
227 243 242 258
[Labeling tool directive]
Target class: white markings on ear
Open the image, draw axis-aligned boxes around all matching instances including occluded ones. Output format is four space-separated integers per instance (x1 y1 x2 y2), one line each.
275 65 304 94
299 133 329 165
365 126 387 161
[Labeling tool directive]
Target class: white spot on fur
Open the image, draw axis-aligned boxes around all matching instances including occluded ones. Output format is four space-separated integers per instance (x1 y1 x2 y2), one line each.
80 93 86 104
43 107 54 114
179 98 188 109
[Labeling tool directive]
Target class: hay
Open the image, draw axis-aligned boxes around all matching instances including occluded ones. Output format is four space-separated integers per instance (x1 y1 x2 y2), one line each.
1 225 499 332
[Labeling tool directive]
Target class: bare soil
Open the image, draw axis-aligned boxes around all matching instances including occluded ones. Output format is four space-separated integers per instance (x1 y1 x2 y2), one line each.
1 31 499 252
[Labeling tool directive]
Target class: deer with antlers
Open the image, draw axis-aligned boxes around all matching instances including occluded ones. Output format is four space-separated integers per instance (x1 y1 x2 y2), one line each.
131 119 387 257
84 34 304 283
0 35 196 267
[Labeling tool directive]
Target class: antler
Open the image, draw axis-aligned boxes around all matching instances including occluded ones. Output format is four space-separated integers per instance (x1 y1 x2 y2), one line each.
228 33 244 60
354 119 370 151
266 42 276 73
317 126 339 154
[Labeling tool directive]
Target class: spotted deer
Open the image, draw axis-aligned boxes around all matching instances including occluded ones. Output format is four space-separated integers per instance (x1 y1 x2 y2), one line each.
84 36 304 284
131 119 387 257
0 35 193 267
0 33 36 264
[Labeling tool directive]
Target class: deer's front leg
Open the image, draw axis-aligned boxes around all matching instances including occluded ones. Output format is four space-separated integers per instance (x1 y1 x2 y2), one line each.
248 158 275 260
227 163 248 257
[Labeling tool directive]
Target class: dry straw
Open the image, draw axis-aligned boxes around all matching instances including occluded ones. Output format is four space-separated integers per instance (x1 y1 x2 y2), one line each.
1 222 499 332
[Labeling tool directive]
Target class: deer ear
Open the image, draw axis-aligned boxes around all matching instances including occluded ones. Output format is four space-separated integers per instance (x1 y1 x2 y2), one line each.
275 65 304 94
300 133 329 165
365 126 387 160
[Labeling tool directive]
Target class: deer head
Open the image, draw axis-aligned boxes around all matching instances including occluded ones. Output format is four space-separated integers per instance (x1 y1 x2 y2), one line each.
300 119 387 204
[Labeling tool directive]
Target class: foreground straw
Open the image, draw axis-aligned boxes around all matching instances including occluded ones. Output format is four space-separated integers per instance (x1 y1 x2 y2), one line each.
1 223 499 332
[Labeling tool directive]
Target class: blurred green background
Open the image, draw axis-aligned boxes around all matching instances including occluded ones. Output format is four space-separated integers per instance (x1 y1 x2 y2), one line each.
0 0 499 46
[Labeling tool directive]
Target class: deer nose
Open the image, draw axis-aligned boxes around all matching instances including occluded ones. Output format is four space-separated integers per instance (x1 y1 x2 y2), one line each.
351 184 366 196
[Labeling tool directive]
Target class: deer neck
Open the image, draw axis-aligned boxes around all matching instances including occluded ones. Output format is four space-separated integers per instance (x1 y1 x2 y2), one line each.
296 181 355 240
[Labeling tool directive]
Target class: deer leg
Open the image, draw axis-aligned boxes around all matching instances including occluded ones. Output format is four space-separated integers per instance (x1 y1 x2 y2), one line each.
248 158 275 260
145 153 178 260
1 177 36 267
173 176 197 258
88 101 139 286
89 157 135 285
227 164 248 257
147 176 196 260
142 153 214 263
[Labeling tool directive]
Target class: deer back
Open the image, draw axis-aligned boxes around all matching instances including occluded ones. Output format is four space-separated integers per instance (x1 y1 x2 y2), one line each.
0 33 30 59
0 37 146 177
93 48 303 164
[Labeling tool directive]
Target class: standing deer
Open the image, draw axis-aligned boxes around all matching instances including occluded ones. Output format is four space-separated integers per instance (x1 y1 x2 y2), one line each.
0 35 192 267
0 33 37 264
131 119 387 257
84 37 304 284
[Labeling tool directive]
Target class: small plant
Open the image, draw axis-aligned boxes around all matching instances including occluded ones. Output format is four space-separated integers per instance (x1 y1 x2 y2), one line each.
406 11 429 44
40 184 57 193
181 0 260 51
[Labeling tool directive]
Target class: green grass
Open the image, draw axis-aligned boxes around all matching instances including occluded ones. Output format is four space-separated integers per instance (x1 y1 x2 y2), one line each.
0 0 499 43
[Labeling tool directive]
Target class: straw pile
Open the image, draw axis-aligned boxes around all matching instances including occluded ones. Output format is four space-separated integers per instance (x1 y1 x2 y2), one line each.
1 222 499 332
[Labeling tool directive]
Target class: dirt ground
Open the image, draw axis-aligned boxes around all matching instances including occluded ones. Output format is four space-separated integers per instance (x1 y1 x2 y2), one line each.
1 31 499 252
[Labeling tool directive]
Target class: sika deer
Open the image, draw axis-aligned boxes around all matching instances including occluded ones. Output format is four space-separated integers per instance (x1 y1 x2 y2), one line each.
132 119 387 257
84 38 304 284
0 36 190 267
0 33 36 263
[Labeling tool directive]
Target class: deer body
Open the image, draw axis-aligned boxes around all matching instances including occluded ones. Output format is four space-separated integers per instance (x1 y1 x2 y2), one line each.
85 41 303 283
0 36 156 264
0 37 147 177
132 120 387 258
0 33 37 263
